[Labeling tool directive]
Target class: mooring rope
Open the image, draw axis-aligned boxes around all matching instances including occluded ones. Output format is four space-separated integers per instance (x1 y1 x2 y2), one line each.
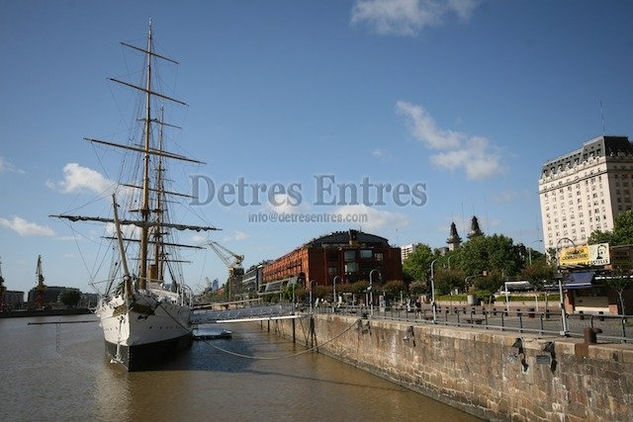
158 302 360 361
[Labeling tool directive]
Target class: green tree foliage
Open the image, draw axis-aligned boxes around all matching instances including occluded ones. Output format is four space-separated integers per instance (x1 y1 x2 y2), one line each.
519 256 556 290
381 280 406 300
473 270 505 304
402 244 437 282
433 269 465 295
338 280 369 295
313 285 331 300
408 280 427 295
588 209 633 246
458 235 524 277
60 289 81 308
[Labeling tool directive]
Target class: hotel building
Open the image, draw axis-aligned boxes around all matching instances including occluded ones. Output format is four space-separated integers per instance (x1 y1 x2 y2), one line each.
539 136 633 251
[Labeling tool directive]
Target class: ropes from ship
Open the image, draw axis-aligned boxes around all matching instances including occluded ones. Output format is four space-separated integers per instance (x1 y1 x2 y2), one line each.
157 302 360 361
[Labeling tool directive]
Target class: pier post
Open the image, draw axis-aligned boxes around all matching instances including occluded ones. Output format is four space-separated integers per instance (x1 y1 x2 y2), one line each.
292 318 296 344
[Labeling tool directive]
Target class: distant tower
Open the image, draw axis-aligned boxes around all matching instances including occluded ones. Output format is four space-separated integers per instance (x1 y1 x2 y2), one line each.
0 257 5 312
446 222 462 251
468 216 484 239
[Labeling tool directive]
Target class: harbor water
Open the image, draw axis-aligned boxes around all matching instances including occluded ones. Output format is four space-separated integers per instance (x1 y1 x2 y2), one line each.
0 315 479 421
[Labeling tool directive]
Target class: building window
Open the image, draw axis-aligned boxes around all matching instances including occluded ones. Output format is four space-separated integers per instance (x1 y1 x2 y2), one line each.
345 262 358 273
344 251 356 262
360 249 373 259
375 252 383 261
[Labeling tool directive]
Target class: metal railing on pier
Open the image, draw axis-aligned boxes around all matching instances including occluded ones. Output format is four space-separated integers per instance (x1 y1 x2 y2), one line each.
191 304 297 324
312 305 632 343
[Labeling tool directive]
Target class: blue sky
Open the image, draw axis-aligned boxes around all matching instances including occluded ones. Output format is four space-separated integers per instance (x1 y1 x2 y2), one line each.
2 1 633 293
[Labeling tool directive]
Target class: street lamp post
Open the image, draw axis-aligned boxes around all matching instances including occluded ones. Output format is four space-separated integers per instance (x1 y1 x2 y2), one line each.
332 275 341 310
369 269 381 317
464 275 477 291
556 237 575 336
430 258 438 323
528 239 543 265
309 280 313 314
292 281 295 312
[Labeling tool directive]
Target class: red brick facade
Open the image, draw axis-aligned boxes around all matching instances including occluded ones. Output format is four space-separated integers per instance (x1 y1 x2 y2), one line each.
262 230 402 288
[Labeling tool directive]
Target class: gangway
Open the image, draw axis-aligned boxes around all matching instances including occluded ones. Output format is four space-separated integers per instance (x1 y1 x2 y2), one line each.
192 304 302 324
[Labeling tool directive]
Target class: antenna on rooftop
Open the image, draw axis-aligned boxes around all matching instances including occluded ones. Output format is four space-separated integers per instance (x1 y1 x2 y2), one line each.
599 99 606 135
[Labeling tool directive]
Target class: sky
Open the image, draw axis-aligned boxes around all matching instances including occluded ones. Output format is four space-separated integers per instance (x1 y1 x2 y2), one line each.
2 0 633 294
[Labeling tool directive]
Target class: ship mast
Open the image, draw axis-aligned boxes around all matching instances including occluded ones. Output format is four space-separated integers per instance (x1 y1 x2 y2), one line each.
152 105 166 283
138 19 153 289
49 21 220 294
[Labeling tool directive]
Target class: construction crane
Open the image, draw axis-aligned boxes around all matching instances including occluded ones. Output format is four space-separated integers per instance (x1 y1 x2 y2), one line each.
203 241 244 300
35 255 47 308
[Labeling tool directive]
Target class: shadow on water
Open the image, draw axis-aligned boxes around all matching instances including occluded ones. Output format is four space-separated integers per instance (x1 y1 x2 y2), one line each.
137 324 286 373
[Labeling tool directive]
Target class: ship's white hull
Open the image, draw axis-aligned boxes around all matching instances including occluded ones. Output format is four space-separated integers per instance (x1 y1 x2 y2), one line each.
96 289 192 370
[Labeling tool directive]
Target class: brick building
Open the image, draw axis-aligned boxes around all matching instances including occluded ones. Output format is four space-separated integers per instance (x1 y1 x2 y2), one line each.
262 230 402 291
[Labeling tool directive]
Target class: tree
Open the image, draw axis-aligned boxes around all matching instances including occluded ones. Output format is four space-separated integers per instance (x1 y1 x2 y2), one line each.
458 235 524 277
381 280 406 300
520 256 556 290
606 268 633 315
402 244 437 282
473 270 505 305
433 269 465 295
589 209 633 246
60 289 81 308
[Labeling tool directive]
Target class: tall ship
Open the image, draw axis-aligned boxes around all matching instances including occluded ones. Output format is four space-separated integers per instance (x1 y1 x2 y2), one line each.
52 21 218 371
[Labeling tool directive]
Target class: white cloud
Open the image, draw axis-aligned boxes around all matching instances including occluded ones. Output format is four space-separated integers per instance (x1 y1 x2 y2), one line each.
222 230 250 242
267 193 306 215
0 156 25 174
372 148 391 159
105 222 140 239
0 216 55 237
47 163 116 196
396 101 464 149
351 0 479 36
335 204 410 230
431 136 503 180
396 101 504 180
191 234 207 244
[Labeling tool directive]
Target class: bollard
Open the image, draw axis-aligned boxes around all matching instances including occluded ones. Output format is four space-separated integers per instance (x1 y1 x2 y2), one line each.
584 326 602 344
579 310 584 320
599 311 605 322
576 327 602 357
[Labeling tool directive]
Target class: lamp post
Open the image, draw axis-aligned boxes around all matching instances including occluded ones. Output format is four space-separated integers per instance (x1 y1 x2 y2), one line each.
292 280 295 312
309 280 313 314
430 258 438 323
369 269 381 317
332 275 341 310
556 237 575 336
464 275 477 291
528 239 543 265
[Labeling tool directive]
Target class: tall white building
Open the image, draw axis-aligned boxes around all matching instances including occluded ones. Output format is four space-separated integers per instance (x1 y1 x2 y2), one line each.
400 243 419 262
539 135 633 251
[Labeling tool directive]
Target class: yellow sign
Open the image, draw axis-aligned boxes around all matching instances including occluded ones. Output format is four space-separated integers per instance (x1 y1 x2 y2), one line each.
559 245 589 266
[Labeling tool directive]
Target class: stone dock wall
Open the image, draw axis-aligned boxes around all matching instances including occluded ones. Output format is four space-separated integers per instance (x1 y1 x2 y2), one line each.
262 313 633 421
